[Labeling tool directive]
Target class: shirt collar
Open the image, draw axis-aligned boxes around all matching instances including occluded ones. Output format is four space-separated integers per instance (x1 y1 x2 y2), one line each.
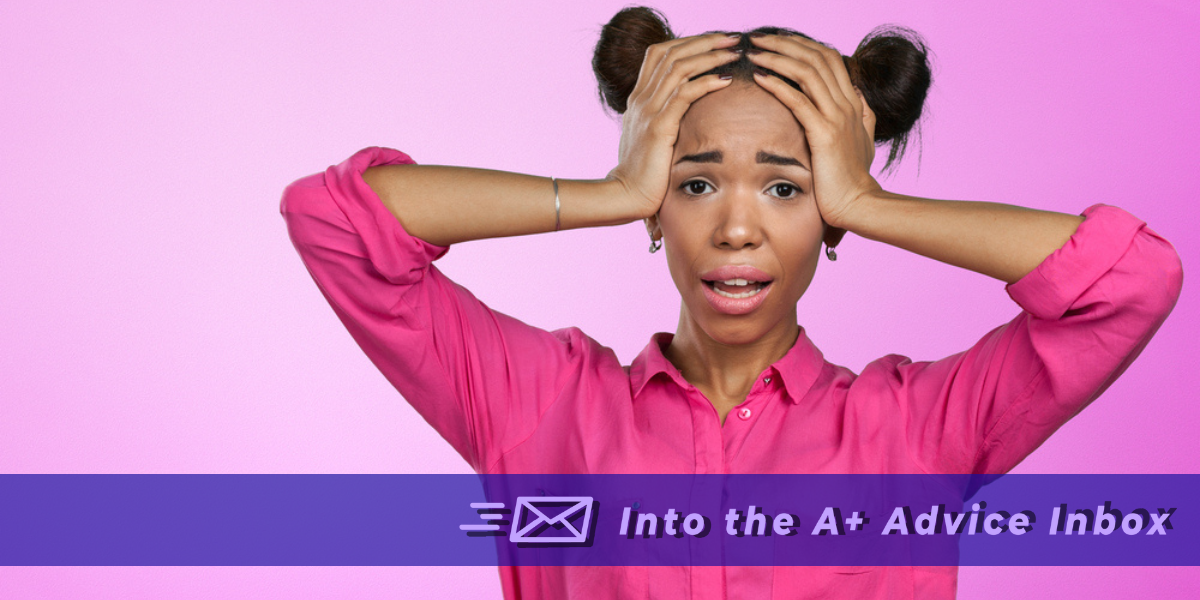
628 326 826 405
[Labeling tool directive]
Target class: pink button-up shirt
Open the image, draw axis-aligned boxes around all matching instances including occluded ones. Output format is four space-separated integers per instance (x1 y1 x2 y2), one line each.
280 147 1183 599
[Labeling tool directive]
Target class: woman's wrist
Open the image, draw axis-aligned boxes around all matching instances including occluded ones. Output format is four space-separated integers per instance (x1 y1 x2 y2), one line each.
556 177 650 230
828 188 888 234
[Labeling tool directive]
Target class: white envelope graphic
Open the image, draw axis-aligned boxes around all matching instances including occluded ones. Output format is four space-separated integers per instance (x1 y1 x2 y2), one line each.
509 496 595 544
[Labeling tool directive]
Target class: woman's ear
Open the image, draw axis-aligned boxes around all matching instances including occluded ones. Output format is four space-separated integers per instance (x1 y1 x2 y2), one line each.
823 224 847 251
644 214 661 242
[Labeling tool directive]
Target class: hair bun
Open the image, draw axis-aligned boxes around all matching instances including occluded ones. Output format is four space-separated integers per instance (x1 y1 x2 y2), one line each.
851 24 934 173
593 6 676 114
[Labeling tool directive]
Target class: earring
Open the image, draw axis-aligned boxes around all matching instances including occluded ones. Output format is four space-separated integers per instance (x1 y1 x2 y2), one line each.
825 244 838 261
649 238 662 253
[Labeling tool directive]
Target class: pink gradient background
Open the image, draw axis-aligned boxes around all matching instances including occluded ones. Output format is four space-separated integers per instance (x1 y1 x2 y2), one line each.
1 0 1196 597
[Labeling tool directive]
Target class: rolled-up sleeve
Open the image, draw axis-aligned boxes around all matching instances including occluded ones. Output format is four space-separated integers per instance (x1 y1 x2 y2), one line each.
279 146 583 473
893 203 1184 474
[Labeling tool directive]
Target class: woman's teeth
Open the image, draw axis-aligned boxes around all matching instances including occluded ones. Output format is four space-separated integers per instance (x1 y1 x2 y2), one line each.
708 279 768 299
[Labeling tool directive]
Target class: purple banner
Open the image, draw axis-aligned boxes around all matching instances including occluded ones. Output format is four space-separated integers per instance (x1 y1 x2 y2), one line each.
0 475 1192 566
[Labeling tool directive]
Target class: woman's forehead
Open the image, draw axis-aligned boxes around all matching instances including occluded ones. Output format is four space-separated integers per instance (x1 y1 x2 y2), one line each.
676 86 809 161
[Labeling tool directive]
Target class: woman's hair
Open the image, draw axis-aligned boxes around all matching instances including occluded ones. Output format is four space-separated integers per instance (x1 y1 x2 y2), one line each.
592 6 934 175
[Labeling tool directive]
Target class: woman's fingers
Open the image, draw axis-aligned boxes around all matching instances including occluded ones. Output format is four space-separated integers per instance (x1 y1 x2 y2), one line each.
788 35 862 117
633 33 738 107
745 51 840 121
751 68 822 133
748 34 858 119
757 34 845 100
644 47 740 114
658 73 735 133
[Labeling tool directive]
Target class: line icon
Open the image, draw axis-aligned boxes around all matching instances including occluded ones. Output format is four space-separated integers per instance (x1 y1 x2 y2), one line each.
460 502 511 537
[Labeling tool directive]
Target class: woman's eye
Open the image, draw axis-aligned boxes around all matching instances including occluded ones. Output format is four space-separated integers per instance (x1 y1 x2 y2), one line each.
681 180 713 196
768 183 801 199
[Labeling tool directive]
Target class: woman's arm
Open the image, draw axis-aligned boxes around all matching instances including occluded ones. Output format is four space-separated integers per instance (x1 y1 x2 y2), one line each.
361 32 743 248
360 167 637 247
833 194 1086 285
281 147 591 473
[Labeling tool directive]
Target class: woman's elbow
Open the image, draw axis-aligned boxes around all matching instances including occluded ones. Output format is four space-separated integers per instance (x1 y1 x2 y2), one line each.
1143 226 1184 318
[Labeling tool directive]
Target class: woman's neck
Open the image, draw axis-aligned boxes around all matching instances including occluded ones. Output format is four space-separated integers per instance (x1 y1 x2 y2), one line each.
663 308 800 421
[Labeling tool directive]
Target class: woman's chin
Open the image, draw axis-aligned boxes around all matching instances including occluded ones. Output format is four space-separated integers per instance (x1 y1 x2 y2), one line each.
696 318 773 347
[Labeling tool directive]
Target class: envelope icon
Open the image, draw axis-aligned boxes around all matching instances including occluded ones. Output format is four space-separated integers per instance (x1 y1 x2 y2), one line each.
509 496 595 544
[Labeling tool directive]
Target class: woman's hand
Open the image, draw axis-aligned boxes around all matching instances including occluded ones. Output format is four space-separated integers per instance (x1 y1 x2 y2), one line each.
608 32 742 219
746 34 881 230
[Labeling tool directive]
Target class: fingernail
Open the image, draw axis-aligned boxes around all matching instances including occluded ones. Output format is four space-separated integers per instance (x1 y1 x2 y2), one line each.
749 32 767 38
747 48 763 56
753 67 770 77
719 73 733 80
727 33 741 39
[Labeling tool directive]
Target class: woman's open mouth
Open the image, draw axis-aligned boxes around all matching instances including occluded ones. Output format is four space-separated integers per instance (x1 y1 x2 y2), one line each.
699 277 774 315
703 278 770 299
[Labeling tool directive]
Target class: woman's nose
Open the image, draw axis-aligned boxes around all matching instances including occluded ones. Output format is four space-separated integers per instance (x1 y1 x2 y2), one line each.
712 189 765 250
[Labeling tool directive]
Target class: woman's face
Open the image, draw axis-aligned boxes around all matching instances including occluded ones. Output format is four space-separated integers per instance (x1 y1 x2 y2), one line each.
647 81 825 346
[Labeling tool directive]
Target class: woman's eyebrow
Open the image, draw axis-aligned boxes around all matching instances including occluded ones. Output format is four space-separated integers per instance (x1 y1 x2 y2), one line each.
675 150 723 165
673 150 810 172
757 151 810 172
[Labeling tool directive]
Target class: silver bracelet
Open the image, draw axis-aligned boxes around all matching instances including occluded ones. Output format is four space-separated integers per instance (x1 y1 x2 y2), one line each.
552 177 561 231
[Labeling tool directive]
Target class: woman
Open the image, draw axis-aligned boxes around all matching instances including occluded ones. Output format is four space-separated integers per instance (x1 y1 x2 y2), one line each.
279 6 1182 599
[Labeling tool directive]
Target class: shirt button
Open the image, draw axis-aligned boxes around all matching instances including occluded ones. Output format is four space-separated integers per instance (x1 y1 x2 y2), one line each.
738 407 753 420
764 377 771 384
